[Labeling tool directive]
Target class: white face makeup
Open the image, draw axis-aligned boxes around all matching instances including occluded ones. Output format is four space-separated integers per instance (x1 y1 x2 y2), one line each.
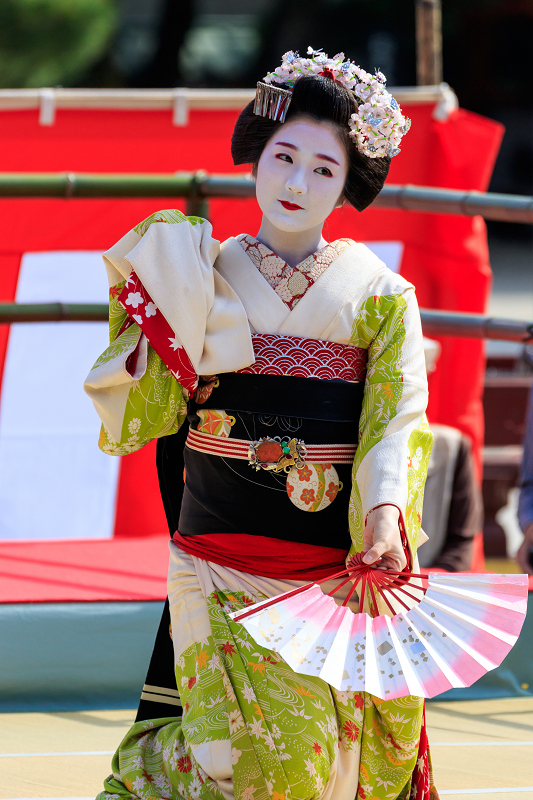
255 117 348 236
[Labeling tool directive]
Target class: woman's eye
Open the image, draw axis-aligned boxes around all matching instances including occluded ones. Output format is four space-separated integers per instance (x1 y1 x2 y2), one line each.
315 167 333 177
275 152 293 162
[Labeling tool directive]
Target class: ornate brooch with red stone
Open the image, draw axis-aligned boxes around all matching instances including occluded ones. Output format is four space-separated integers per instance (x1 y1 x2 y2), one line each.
248 436 306 473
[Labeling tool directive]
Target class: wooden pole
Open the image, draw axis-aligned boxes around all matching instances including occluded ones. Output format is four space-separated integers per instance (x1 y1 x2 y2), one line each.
0 174 531 224
416 0 443 85
0 304 531 343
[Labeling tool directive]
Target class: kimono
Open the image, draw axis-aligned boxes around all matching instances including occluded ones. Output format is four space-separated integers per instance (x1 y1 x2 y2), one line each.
85 210 437 800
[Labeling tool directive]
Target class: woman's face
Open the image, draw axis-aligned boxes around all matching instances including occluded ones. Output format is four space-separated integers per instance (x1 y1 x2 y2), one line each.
255 117 348 235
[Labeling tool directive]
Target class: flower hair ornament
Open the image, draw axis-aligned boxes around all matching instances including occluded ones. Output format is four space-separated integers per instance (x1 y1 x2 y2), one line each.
254 46 411 159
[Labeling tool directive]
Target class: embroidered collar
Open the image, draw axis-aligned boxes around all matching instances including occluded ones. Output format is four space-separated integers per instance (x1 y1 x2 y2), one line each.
236 235 353 310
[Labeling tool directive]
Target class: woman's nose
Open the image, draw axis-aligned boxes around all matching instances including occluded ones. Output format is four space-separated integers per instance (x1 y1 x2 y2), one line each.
285 168 307 195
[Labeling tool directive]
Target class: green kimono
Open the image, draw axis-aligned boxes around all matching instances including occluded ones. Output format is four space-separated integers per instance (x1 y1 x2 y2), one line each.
85 212 436 800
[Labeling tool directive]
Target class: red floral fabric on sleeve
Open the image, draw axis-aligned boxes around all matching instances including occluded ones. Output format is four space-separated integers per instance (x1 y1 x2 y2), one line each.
118 270 198 394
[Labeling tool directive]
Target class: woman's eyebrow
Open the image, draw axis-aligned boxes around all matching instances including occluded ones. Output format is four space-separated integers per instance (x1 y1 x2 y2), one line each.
275 141 340 166
316 153 340 166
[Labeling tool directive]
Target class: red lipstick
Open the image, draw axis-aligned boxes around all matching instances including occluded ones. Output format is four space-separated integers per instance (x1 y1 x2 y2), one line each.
279 200 303 211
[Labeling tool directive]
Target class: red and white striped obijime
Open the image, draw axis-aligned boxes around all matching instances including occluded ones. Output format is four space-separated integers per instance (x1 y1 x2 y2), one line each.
186 427 357 465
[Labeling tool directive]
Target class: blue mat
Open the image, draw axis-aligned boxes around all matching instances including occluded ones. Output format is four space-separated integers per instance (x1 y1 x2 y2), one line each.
0 596 531 712
0 601 163 711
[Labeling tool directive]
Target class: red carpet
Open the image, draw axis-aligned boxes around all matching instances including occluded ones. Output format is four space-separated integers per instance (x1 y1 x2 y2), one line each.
0 535 169 603
1 537 531 604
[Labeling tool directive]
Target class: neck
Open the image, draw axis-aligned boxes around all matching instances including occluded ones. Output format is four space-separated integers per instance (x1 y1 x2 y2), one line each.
255 218 327 267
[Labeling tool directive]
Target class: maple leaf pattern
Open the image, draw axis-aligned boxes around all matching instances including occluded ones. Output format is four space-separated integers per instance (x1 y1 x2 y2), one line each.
196 649 209 669
221 641 237 657
246 660 265 675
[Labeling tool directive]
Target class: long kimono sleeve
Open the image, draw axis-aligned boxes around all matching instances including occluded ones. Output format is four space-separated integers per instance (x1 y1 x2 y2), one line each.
84 209 255 456
345 282 436 800
348 283 433 562
84 210 208 456
85 277 188 457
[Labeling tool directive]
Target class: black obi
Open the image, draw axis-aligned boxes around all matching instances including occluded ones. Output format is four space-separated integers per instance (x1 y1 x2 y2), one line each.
158 372 364 552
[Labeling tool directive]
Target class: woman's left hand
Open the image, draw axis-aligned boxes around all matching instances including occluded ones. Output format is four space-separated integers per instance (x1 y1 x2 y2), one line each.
362 504 407 571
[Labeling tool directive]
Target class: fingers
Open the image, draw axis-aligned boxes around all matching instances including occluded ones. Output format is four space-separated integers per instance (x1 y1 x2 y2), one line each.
377 551 408 572
362 543 386 565
362 510 407 571
362 536 407 570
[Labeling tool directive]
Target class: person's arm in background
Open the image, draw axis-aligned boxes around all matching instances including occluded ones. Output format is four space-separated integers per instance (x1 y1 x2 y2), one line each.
517 385 533 575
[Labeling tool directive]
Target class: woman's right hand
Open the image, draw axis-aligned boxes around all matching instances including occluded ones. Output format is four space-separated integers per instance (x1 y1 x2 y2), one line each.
362 504 407 572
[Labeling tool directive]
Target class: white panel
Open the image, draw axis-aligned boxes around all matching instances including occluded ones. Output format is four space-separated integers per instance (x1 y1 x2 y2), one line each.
0 252 120 541
364 241 404 274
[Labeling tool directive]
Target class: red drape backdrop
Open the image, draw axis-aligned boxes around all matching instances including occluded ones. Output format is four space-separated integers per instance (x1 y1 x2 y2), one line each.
0 103 503 548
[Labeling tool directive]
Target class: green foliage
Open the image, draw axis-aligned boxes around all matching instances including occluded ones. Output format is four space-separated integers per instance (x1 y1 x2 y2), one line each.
0 0 117 88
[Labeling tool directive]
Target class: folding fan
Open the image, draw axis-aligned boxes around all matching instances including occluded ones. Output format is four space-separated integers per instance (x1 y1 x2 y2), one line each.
229 555 528 700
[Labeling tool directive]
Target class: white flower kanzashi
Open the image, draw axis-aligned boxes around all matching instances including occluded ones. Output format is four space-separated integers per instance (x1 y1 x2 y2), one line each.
263 47 361 91
125 291 143 308
348 92 408 159
262 46 410 159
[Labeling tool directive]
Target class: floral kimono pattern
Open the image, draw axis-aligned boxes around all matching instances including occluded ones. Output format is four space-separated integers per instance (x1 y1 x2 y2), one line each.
85 211 437 800
97 550 437 800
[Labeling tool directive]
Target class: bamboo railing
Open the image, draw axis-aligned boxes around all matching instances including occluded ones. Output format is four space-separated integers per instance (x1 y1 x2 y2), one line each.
0 170 530 341
0 172 532 224
0 303 530 342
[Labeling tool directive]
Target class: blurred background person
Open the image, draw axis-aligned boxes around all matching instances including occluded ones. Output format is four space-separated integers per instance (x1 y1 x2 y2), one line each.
518 385 533 575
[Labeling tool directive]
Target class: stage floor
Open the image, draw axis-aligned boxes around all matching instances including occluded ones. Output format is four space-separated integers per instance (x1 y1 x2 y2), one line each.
1 698 532 800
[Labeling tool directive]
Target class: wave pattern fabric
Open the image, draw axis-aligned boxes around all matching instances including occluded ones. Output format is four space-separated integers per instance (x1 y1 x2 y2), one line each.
238 334 368 382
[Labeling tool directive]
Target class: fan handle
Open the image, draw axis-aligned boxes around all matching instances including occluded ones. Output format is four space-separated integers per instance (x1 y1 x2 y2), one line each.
232 555 427 622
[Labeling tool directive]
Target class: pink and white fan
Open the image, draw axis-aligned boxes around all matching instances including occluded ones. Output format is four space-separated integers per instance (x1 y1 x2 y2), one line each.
230 555 528 700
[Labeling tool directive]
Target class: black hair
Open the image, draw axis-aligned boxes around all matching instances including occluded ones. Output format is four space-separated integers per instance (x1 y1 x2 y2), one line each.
231 74 391 212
